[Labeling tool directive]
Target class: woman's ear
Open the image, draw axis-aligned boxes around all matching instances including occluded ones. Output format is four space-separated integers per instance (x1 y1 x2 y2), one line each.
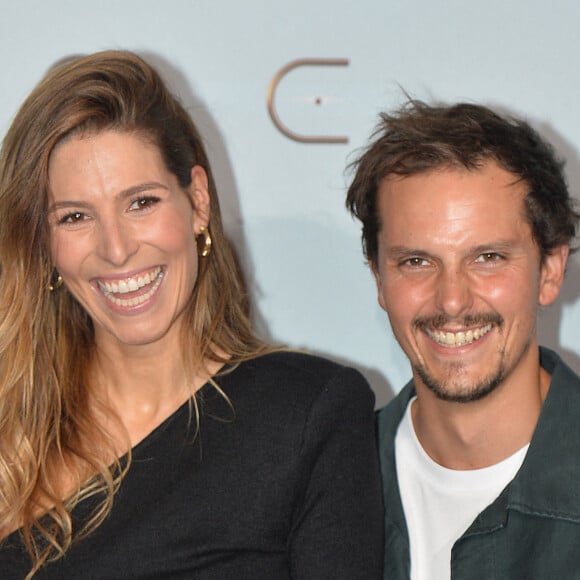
189 165 211 231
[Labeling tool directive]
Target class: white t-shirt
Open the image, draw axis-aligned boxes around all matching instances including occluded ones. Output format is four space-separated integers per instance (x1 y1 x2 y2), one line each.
395 397 528 580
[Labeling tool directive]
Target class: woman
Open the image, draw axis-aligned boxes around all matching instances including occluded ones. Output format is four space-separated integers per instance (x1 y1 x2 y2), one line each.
0 51 383 578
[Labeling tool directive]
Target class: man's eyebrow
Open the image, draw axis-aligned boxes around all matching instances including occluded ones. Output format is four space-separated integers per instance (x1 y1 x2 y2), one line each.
384 240 522 260
384 247 433 260
468 240 522 254
48 181 170 212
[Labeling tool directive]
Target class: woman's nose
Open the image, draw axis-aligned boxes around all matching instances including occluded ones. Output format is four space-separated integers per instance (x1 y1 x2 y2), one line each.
95 219 138 266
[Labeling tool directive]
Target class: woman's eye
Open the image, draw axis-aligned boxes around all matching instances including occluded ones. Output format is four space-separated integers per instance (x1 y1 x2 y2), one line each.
58 211 85 224
129 196 160 211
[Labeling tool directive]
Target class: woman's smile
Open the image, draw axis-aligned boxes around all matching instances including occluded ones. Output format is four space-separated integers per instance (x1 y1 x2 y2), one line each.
95 266 165 310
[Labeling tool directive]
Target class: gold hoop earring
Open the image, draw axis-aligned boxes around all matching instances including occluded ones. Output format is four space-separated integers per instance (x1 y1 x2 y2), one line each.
49 273 63 292
198 226 212 257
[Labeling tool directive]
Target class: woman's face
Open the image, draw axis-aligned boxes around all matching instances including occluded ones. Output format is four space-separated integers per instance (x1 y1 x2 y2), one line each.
48 130 210 352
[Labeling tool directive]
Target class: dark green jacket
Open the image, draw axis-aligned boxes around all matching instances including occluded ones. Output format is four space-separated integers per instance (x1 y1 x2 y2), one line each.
378 347 580 579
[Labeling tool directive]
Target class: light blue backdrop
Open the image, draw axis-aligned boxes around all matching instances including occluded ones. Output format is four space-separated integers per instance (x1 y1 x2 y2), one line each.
2 0 579 406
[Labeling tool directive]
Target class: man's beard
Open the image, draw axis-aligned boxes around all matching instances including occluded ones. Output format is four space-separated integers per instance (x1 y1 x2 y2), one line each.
412 312 507 403
413 357 507 402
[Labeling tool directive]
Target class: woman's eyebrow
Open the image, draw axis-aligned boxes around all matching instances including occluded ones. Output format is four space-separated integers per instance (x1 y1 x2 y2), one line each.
48 181 170 212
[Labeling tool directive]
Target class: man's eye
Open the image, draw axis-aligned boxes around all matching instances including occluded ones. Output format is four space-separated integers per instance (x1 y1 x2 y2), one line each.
402 257 429 267
475 252 504 263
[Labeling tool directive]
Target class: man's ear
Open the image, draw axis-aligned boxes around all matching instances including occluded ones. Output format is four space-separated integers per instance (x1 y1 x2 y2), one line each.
370 260 387 312
189 165 211 231
539 244 570 306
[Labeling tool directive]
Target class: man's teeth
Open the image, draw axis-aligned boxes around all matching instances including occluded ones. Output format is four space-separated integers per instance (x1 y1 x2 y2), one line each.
98 267 163 307
427 323 493 347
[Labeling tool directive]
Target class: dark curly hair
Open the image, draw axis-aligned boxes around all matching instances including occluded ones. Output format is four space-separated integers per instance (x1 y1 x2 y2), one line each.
346 100 579 264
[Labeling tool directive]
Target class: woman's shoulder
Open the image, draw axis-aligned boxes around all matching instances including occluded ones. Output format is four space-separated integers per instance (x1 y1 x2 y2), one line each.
238 349 366 381
219 350 374 408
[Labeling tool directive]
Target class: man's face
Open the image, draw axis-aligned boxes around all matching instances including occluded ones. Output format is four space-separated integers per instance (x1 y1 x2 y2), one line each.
372 161 568 402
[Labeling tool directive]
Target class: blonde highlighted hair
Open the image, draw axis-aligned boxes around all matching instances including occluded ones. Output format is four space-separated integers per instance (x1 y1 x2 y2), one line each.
0 50 267 575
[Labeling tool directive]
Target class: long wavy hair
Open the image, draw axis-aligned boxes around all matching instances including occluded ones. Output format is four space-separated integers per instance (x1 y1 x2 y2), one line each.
0 50 268 575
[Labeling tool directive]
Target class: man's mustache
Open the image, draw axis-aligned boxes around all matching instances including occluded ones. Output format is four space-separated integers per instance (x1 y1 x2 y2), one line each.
413 312 504 331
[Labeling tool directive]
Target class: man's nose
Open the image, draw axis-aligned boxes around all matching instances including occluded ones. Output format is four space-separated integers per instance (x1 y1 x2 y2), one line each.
434 266 473 318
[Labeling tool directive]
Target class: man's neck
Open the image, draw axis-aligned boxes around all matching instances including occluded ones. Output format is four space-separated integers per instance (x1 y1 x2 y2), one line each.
411 359 551 470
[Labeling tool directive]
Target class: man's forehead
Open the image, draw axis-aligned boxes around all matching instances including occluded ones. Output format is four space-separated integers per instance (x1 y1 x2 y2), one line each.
379 159 525 187
377 161 528 203
375 160 532 241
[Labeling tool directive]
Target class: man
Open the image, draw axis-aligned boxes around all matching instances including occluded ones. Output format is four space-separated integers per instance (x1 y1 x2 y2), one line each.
347 100 580 579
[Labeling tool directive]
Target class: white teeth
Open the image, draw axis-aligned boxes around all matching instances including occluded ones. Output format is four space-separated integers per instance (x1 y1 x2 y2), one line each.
98 267 162 295
97 267 163 307
427 323 493 347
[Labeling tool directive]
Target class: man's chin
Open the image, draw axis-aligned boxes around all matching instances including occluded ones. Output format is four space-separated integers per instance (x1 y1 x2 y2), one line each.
414 364 504 403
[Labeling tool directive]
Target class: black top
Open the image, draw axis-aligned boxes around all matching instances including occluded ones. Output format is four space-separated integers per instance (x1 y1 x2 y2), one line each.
1 352 384 579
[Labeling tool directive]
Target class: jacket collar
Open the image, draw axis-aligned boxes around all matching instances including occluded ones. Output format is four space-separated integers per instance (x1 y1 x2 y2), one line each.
465 347 580 536
377 379 415 537
378 347 580 538
504 347 580 521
